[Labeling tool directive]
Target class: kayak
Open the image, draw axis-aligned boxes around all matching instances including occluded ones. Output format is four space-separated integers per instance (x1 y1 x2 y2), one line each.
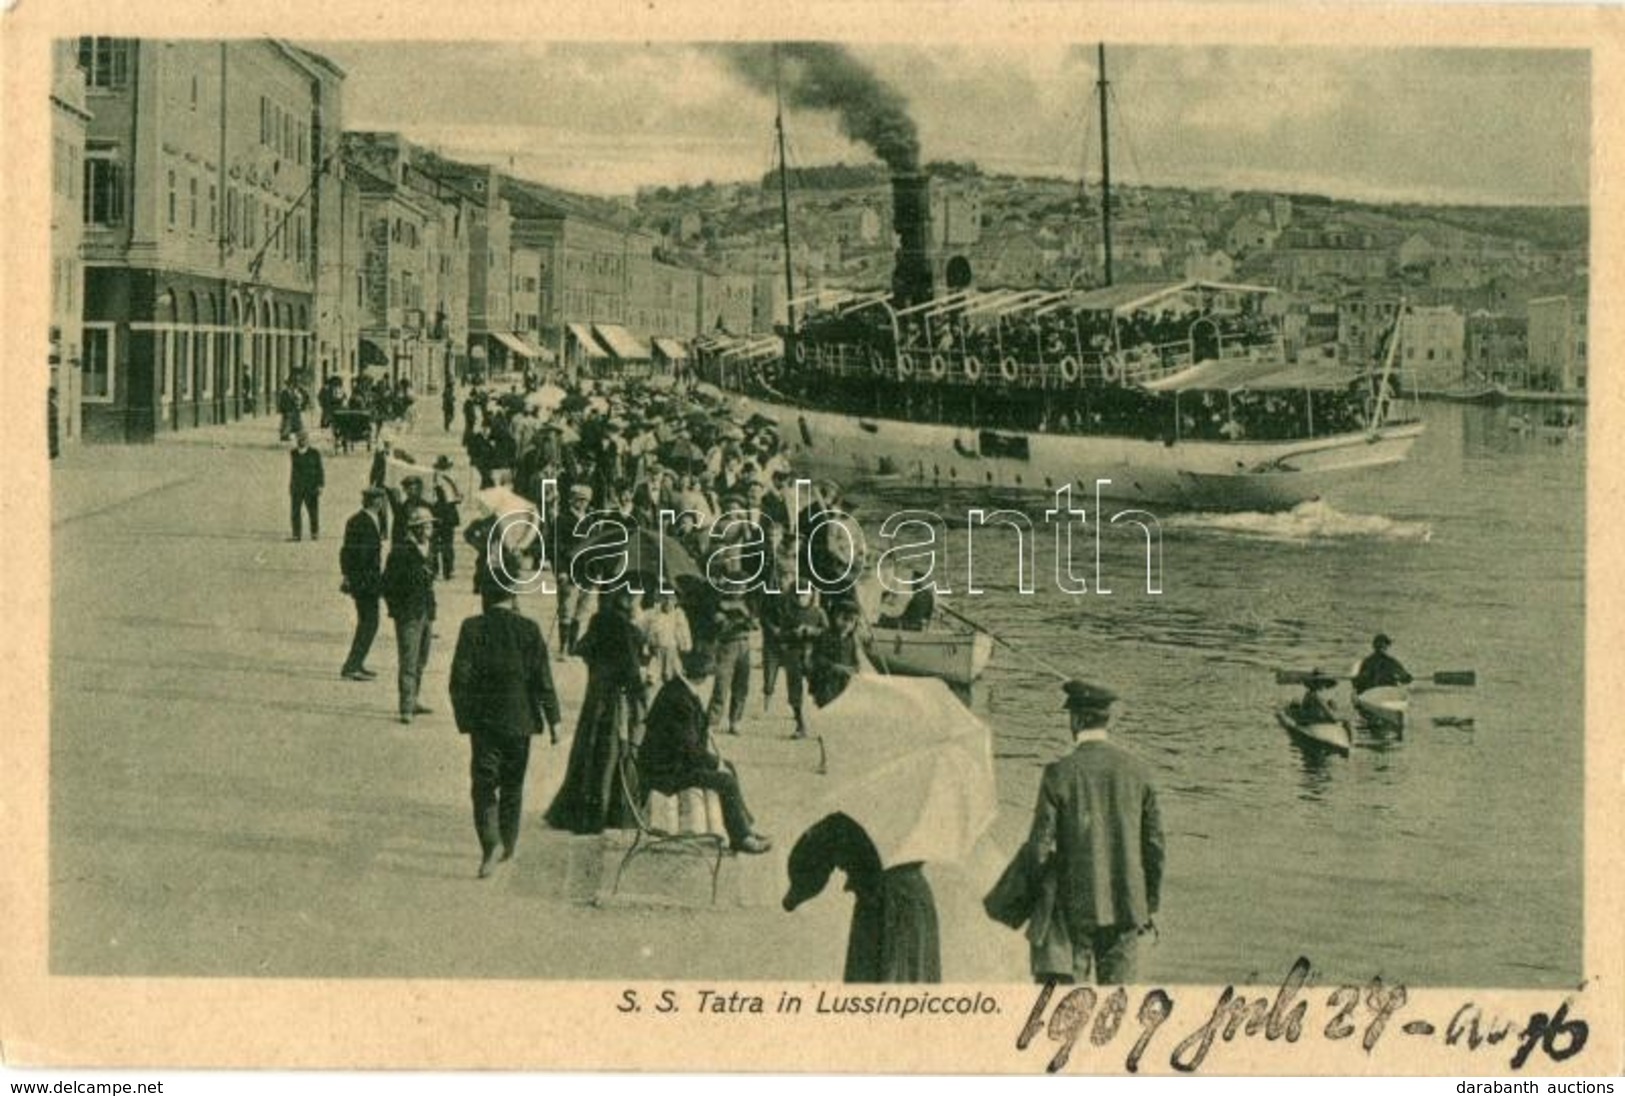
1276 706 1352 757
1354 686 1408 733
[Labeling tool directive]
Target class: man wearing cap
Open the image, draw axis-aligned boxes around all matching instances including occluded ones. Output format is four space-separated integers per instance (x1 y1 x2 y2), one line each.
430 455 463 581
1353 634 1413 695
339 487 389 681
449 578 562 878
382 504 440 724
639 646 772 855
1024 681 1165 985
387 474 429 547
705 572 758 736
288 431 324 541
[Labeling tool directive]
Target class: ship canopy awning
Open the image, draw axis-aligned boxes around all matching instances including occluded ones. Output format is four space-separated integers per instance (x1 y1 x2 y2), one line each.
1072 279 1277 316
491 331 555 362
651 337 690 361
718 335 784 362
592 323 651 361
1141 358 1365 394
567 323 608 359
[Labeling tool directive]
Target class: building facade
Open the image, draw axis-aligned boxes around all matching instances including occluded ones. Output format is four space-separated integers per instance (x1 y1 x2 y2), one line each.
77 38 336 441
1526 295 1588 391
1396 305 1465 387
51 41 92 450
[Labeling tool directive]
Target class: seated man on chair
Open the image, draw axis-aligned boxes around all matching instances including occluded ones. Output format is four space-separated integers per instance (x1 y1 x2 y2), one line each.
639 646 773 855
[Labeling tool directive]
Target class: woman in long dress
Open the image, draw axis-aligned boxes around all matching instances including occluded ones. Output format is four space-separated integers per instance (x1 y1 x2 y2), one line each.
544 588 647 834
782 812 941 983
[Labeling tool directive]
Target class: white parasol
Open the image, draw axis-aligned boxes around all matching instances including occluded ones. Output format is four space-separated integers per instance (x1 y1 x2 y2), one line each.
801 674 998 867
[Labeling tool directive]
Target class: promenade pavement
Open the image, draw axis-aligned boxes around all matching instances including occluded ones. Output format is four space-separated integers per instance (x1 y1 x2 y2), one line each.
49 416 1027 982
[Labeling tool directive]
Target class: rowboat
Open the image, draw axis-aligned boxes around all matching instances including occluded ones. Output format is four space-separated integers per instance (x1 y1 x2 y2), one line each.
864 626 995 687
1353 686 1408 733
1276 705 1352 757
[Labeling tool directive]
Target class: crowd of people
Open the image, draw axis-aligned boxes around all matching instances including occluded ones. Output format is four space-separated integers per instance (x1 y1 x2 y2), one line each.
323 370 902 879
798 297 1278 380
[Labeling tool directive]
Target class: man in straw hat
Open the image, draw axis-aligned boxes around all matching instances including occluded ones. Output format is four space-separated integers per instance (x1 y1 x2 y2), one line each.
382 504 440 724
1023 681 1165 985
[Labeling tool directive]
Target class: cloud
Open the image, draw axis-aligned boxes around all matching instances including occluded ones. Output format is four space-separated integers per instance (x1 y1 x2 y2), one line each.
307 40 1589 205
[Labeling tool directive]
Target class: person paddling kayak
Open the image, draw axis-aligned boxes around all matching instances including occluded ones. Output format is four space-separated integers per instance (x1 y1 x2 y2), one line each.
1292 671 1342 725
1353 633 1414 694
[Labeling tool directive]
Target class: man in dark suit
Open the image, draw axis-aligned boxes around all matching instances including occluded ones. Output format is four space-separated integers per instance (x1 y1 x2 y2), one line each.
450 581 562 878
288 431 324 541
382 505 439 724
339 487 389 681
1024 681 1165 985
638 647 772 854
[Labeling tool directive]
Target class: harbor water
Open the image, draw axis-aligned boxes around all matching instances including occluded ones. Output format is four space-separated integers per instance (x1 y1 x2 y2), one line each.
856 401 1584 988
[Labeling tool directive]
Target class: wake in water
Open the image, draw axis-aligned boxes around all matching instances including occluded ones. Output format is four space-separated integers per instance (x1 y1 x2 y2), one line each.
1164 499 1433 544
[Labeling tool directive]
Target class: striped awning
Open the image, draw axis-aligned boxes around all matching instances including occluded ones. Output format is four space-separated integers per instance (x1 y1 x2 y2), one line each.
491 331 555 362
592 323 652 361
651 337 690 361
567 323 607 359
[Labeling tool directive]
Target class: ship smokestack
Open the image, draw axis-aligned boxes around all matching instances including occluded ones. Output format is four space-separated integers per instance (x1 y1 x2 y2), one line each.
890 172 936 310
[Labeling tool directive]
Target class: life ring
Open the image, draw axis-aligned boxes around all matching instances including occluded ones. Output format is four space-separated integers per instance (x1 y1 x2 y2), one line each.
1058 356 1080 383
1100 355 1122 383
793 340 807 364
868 348 886 376
898 352 916 379
964 355 984 382
1000 357 1020 383
929 354 948 380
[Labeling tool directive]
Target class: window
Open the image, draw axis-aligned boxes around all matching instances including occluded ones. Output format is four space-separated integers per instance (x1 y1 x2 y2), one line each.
190 74 199 110
81 325 114 400
83 143 124 226
189 176 199 231
166 168 177 228
260 97 270 145
226 188 238 242
78 39 131 90
208 184 218 237
296 122 306 166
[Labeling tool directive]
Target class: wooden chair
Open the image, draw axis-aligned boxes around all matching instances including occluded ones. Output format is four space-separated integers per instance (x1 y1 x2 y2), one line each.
610 755 730 905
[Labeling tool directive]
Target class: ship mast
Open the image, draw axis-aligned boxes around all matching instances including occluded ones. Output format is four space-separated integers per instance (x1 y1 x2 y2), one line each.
1097 42 1114 287
773 46 797 340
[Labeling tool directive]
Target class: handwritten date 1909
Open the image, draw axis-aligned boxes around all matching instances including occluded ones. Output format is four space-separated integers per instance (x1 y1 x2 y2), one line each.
1016 957 1589 1074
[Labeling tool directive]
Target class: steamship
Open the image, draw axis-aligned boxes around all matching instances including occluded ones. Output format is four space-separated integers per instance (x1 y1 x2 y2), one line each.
695 47 1423 513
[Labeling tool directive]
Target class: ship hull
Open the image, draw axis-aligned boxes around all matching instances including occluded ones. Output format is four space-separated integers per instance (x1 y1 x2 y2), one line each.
741 396 1423 512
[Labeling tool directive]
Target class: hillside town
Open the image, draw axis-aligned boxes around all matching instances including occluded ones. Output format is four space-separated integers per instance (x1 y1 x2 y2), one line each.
48 37 1588 450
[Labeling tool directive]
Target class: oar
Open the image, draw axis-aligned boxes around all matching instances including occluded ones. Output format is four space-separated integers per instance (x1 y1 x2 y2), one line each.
1274 669 1477 687
937 603 1073 681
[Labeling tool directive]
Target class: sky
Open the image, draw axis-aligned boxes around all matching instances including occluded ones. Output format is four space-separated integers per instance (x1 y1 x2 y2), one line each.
306 41 1591 207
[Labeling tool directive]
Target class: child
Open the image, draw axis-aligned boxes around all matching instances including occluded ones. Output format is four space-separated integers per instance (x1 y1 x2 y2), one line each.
641 590 692 685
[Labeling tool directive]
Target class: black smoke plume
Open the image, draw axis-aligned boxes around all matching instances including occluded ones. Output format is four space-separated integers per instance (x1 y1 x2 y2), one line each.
720 43 920 172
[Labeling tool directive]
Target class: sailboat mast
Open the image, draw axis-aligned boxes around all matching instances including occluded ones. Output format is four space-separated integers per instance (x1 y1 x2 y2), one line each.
1097 42 1114 287
773 46 797 338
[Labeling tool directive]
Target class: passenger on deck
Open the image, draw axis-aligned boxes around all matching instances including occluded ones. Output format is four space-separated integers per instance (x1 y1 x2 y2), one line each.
1353 634 1413 694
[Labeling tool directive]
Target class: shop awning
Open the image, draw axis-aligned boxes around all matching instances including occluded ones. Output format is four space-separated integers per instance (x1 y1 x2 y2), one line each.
652 337 690 361
567 323 608 359
593 323 652 361
491 331 554 362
